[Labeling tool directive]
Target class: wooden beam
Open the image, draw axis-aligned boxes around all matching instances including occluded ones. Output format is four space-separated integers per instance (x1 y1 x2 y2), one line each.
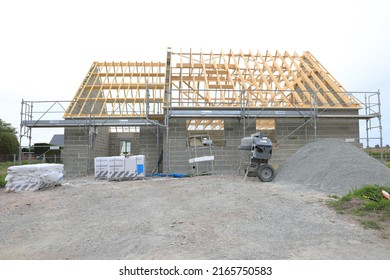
90 72 165 77
83 84 164 89
302 52 359 107
176 63 236 69
95 62 165 67
268 51 304 105
208 84 234 89
286 52 329 105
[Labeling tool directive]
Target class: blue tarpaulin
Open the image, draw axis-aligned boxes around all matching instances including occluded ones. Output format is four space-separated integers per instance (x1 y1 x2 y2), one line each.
147 173 190 178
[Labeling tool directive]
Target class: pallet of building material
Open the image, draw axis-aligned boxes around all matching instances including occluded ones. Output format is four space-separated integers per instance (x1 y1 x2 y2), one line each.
5 176 41 192
107 156 129 181
133 155 145 178
94 157 109 179
5 163 64 192
106 155 145 181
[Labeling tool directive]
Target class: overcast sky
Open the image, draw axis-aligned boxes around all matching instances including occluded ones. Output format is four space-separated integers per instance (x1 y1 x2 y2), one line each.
1 0 389 146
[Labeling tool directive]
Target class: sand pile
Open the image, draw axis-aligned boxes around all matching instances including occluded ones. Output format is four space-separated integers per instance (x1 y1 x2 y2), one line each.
274 139 390 195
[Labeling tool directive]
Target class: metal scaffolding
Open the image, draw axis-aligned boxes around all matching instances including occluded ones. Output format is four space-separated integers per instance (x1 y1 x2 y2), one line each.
18 90 383 168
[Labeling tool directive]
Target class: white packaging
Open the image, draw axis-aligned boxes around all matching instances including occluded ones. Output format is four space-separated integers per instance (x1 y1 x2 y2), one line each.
107 156 127 181
94 157 109 179
133 155 145 177
40 171 64 185
105 155 145 181
5 163 64 192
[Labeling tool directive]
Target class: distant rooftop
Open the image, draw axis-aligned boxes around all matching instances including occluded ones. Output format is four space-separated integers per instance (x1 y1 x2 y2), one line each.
50 134 64 146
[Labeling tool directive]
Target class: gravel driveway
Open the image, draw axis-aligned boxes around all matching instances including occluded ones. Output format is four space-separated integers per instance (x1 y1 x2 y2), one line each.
0 175 389 259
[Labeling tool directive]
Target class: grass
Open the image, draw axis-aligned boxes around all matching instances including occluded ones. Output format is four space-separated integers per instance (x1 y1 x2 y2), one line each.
368 150 390 161
330 185 390 230
0 174 6 188
335 185 390 210
0 162 14 188
361 220 382 230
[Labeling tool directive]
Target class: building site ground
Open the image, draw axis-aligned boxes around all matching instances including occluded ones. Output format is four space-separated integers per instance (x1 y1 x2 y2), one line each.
1 139 390 260
0 174 389 260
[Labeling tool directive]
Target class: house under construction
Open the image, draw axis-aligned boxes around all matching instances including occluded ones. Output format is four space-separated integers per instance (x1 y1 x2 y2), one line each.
19 48 383 176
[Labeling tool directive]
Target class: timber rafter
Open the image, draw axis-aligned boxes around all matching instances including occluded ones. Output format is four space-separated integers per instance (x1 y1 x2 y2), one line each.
65 49 360 119
64 61 166 118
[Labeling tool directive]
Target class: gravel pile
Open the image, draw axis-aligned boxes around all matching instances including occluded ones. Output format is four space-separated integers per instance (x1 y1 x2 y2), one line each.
274 139 390 195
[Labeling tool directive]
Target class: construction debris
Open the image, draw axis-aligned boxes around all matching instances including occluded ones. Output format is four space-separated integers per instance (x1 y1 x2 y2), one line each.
382 190 390 200
274 139 390 195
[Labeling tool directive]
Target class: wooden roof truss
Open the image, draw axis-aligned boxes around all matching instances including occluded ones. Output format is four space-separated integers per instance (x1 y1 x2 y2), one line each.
64 62 166 118
65 49 360 119
170 49 360 108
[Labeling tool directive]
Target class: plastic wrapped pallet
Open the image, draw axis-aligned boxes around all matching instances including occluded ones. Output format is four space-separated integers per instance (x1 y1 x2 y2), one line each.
107 156 135 181
94 157 109 179
133 155 145 178
105 155 145 181
5 163 64 192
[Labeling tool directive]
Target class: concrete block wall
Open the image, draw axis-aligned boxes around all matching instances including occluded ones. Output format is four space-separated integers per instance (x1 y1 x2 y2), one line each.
103 126 161 173
108 128 162 174
62 127 89 176
163 118 257 174
62 109 359 176
91 127 110 160
272 118 312 164
108 132 140 156
139 126 163 174
163 118 188 173
272 112 359 164
62 126 109 177
213 118 256 173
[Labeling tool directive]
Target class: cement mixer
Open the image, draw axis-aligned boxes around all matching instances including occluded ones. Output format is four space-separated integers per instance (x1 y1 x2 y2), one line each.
238 132 276 182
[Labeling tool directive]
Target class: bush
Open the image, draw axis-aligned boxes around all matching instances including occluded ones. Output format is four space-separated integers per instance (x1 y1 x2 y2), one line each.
33 143 51 156
32 143 61 163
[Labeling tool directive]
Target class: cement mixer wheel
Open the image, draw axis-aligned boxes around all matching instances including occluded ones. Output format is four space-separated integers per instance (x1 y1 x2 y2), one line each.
257 164 276 182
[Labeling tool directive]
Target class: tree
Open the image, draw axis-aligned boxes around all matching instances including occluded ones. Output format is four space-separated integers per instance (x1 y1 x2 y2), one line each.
0 118 19 156
0 133 19 155
0 119 17 135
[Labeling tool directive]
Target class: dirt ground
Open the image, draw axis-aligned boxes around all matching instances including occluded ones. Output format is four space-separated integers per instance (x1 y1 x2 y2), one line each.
0 175 389 260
